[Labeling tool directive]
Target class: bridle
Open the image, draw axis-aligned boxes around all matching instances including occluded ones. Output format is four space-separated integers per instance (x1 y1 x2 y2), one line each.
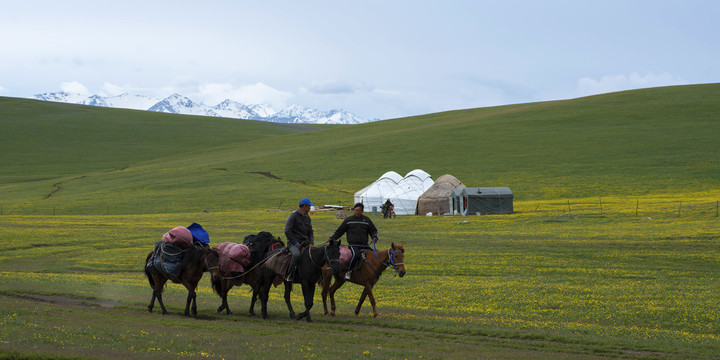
204 251 220 273
309 243 340 269
372 241 404 274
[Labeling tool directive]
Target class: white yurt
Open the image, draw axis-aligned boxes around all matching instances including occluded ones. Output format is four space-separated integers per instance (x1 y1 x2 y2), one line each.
353 171 403 211
386 169 434 215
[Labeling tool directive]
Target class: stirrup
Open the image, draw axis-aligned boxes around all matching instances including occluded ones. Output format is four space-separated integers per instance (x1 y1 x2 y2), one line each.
344 271 351 280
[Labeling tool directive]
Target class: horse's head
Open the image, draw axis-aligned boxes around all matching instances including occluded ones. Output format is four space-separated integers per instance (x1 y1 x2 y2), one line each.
272 236 286 250
244 231 281 264
202 249 223 293
325 238 342 275
390 243 406 278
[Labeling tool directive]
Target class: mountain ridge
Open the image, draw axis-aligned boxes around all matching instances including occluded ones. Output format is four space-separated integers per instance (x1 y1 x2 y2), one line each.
32 91 372 124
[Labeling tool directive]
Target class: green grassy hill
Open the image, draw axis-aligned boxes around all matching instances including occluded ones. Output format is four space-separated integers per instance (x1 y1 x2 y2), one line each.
1 84 719 215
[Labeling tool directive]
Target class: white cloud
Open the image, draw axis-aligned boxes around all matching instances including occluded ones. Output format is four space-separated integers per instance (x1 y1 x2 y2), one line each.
576 72 687 96
306 80 372 95
0 85 6 95
101 82 130 97
197 82 294 108
60 81 90 95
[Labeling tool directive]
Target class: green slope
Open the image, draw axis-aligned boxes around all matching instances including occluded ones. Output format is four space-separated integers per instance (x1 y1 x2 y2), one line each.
1 84 718 215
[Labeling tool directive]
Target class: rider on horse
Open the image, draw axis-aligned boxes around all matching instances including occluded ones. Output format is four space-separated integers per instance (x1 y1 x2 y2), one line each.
285 198 315 282
381 199 393 218
327 203 378 277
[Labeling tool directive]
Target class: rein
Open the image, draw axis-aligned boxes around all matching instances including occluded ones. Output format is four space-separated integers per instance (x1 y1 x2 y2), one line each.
371 242 404 274
309 244 338 269
204 253 220 272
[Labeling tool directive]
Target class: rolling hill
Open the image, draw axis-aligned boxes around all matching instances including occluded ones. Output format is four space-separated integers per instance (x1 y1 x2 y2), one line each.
1 84 718 215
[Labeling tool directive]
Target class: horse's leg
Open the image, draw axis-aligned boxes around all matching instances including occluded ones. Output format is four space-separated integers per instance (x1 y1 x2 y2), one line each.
297 281 316 322
354 287 370 316
183 277 200 318
365 285 379 318
219 282 233 315
328 275 346 317
284 281 296 320
153 276 169 315
147 274 157 313
321 269 331 316
185 288 196 317
257 273 272 320
249 284 258 317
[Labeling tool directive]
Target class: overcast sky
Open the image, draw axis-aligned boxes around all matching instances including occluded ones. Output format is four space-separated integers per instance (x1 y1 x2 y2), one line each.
1 1 718 120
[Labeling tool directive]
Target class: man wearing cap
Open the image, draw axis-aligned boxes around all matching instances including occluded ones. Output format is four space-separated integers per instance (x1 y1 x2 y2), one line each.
284 198 315 281
327 203 378 278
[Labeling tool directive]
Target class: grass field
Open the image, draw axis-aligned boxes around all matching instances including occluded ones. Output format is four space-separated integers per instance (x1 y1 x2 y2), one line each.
0 84 719 359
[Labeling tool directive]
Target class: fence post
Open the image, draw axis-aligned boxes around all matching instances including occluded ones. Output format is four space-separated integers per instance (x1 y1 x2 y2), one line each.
567 200 571 213
635 200 639 216
678 201 682 216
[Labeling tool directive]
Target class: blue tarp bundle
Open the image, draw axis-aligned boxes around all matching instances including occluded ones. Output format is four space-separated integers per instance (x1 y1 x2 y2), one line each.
187 222 209 244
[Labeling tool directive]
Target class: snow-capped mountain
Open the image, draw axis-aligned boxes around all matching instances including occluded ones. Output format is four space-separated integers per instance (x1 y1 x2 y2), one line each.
32 91 372 124
148 93 220 117
264 104 366 125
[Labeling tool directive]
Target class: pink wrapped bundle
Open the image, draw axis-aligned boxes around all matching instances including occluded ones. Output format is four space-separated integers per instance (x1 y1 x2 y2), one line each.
339 246 352 271
213 242 251 276
162 226 193 249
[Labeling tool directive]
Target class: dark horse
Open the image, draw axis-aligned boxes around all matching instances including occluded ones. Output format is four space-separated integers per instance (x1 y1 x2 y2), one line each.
144 244 221 317
214 232 285 316
321 243 405 318
256 239 342 322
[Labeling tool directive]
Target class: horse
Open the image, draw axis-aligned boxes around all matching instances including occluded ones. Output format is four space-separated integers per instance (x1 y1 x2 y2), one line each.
144 243 221 317
213 232 285 316
321 243 405 318
256 238 342 322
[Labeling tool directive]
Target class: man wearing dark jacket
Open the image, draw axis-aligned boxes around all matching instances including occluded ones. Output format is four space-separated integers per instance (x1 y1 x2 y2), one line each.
328 203 378 276
285 197 315 281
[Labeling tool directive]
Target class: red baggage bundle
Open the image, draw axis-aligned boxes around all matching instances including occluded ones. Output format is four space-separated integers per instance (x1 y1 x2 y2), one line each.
162 226 194 249
213 242 251 276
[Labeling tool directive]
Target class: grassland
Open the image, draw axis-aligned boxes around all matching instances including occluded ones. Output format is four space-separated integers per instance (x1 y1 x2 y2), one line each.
0 84 719 359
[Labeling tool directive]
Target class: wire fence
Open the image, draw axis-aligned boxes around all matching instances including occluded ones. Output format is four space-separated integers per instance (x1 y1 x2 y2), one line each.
1 199 719 218
528 198 720 218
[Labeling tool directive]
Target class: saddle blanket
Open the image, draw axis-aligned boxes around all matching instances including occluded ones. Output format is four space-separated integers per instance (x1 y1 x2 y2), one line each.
264 251 291 286
341 246 368 272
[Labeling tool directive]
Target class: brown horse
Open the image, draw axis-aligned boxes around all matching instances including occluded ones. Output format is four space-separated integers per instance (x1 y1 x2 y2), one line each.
214 232 284 316
144 244 221 317
321 243 405 318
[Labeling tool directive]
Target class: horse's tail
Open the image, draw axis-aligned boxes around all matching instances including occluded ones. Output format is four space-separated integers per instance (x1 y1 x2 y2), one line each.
144 252 155 288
